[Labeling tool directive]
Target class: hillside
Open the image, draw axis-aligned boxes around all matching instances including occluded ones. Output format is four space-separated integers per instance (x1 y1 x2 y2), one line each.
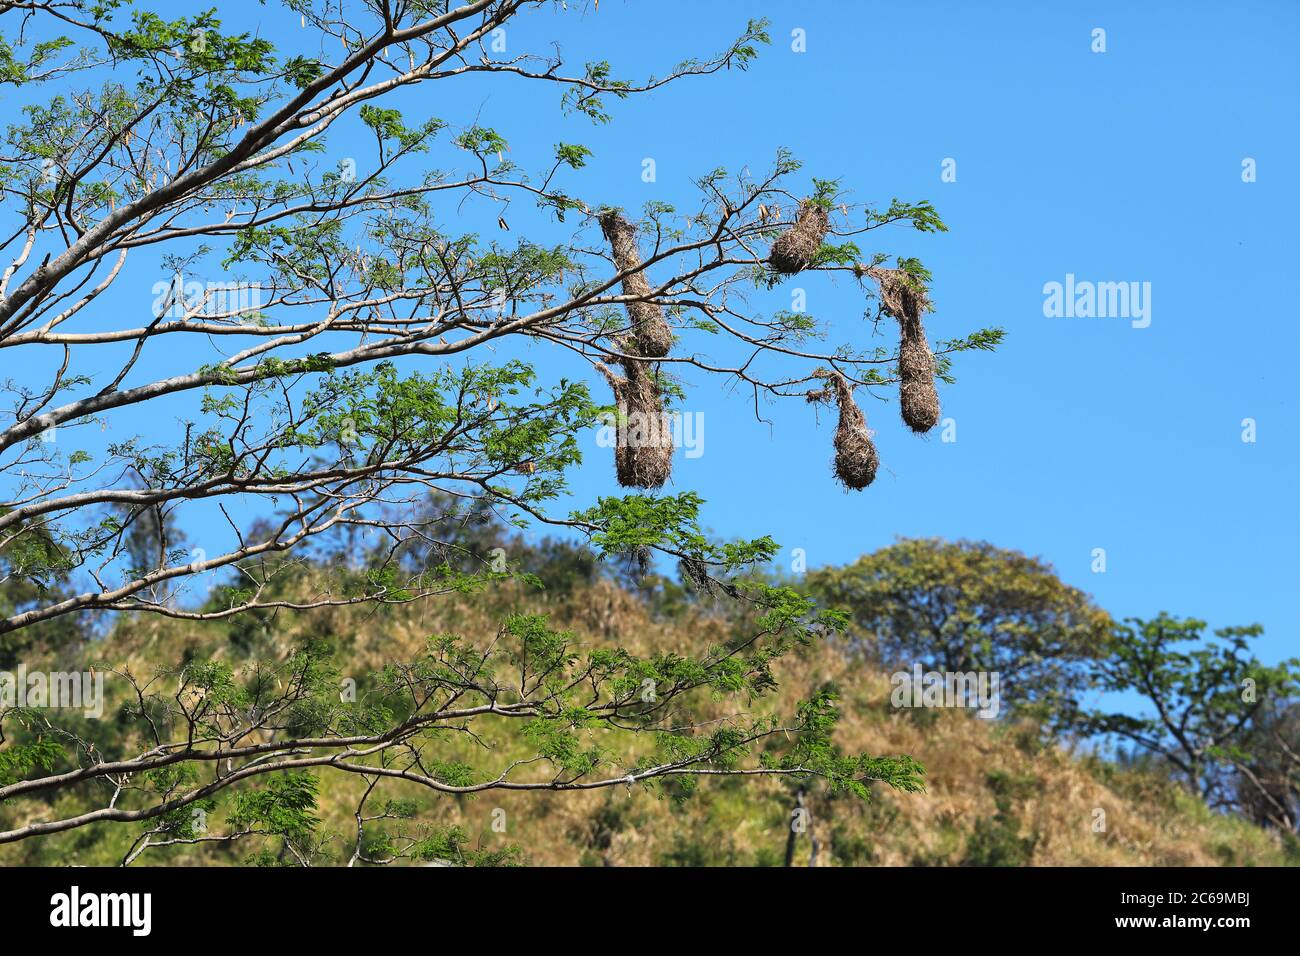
2 572 1292 867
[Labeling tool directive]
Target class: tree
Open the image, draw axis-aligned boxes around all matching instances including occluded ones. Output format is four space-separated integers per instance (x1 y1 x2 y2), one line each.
1079 614 1300 809
1234 698 1300 833
0 1 994 860
808 538 1110 715
0 506 83 667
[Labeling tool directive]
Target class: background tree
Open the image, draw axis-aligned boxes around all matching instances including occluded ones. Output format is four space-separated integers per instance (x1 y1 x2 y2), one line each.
808 538 1111 717
1233 698 1300 833
0 0 997 859
1079 613 1300 810
0 507 82 667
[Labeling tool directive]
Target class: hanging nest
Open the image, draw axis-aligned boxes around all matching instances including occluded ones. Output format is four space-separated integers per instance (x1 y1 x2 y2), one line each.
596 359 673 489
768 200 829 275
897 331 940 433
816 371 878 490
599 211 672 358
863 266 941 434
861 265 929 325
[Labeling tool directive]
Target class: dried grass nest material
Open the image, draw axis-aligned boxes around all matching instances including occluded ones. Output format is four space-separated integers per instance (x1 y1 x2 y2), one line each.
860 265 930 325
596 359 673 489
598 211 672 358
811 370 878 490
861 266 942 434
768 200 830 275
897 333 940 433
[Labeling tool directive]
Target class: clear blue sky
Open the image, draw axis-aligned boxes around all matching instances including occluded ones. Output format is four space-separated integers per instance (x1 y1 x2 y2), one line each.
6 1 1297 671
516 0 1300 666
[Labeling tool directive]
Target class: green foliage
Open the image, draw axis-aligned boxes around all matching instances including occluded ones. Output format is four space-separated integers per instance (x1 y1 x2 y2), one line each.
282 55 326 89
768 690 926 799
229 772 321 847
809 538 1112 716
962 817 1035 865
0 505 87 665
876 198 949 233
573 493 777 573
555 143 592 169
1078 614 1300 801
808 178 841 209
406 825 521 867
0 737 62 787
961 772 1041 867
0 0 1011 868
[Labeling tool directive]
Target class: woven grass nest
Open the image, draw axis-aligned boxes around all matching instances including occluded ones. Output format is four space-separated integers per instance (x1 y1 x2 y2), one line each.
862 266 941 434
599 210 672 358
809 370 878 490
596 358 673 489
768 200 829 276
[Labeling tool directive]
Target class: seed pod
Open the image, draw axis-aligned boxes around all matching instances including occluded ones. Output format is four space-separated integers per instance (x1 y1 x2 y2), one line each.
868 267 941 434
599 211 672 358
768 200 830 275
596 360 673 489
825 371 878 490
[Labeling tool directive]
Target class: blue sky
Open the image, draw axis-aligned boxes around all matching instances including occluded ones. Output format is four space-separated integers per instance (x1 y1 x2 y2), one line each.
511 0 1299 665
4 0 1297 672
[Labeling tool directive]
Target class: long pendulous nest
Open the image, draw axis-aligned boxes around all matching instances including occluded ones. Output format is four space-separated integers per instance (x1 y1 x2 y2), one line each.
599 211 672 358
596 359 673 489
897 332 940 433
768 200 830 275
816 371 878 490
863 266 941 434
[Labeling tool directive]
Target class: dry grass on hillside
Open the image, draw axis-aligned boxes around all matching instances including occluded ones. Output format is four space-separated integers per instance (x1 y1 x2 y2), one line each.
5 578 1293 867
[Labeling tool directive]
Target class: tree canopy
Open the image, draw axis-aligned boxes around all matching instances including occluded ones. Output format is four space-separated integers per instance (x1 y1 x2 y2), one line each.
1079 613 1300 810
0 1 998 859
809 538 1112 716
